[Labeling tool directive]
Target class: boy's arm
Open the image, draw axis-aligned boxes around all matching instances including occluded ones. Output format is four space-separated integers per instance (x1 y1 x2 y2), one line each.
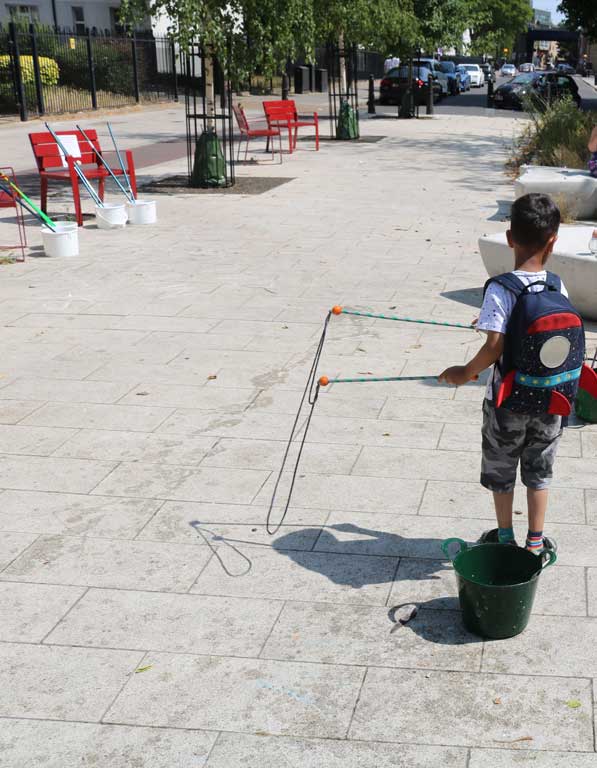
438 331 504 386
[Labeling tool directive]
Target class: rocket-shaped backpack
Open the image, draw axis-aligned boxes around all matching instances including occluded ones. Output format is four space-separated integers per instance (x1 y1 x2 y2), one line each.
484 272 597 416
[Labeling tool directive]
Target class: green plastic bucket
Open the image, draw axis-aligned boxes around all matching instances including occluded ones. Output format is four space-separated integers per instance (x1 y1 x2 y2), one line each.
441 538 556 639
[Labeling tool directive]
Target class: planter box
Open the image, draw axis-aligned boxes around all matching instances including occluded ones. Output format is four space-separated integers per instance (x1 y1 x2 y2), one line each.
515 166 597 220
479 224 597 320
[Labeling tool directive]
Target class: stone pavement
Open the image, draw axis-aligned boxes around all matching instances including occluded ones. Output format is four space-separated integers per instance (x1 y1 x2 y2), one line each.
1 107 597 767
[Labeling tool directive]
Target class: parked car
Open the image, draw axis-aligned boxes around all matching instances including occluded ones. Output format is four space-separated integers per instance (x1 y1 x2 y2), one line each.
519 62 535 72
493 71 581 110
458 63 484 87
456 64 472 90
379 65 442 106
556 62 576 75
500 63 517 77
480 63 495 83
414 58 450 97
439 61 462 95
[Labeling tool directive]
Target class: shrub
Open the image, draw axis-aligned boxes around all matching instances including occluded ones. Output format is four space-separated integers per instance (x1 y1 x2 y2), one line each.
507 95 596 175
0 54 59 86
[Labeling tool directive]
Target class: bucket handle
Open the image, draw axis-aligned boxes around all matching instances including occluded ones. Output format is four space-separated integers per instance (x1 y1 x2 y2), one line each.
541 549 557 569
441 537 467 561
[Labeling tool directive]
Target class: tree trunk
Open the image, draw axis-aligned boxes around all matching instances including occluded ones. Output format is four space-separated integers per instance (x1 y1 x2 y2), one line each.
338 31 347 96
205 50 215 129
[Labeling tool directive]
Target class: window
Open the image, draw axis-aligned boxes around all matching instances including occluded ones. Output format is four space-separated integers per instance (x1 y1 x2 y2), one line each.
72 6 85 35
6 4 39 21
110 7 126 34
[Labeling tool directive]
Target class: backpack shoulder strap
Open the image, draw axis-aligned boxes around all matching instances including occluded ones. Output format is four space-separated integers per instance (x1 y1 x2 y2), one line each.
483 272 526 299
545 271 562 292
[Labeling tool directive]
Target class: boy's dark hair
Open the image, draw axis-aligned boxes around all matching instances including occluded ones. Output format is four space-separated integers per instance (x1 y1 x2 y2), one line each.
510 193 560 251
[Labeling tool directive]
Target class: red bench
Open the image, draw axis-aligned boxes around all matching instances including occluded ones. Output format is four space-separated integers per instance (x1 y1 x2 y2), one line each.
262 100 319 154
29 129 137 226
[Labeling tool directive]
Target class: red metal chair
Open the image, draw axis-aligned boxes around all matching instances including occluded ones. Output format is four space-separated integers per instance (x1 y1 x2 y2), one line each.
0 167 26 262
233 104 283 163
262 100 319 154
29 129 137 226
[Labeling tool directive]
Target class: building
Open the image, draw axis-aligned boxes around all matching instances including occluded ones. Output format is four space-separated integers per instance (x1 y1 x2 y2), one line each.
533 8 552 27
1 0 136 35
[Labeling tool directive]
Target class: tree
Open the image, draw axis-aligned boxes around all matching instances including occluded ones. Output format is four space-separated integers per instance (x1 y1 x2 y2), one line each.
467 0 532 56
313 0 416 55
558 0 597 38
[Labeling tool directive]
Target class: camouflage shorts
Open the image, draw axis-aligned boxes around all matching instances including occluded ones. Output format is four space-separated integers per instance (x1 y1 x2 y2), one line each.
481 399 562 493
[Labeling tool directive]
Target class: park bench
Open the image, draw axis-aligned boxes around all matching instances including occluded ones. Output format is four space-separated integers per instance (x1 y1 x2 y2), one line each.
262 100 319 154
232 104 283 163
29 129 137 226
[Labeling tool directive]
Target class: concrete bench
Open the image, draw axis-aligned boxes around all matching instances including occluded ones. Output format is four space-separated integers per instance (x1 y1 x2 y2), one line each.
515 166 597 219
479 224 597 319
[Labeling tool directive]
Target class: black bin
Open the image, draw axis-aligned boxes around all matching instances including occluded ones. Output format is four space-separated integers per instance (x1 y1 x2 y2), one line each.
294 66 310 94
315 68 328 93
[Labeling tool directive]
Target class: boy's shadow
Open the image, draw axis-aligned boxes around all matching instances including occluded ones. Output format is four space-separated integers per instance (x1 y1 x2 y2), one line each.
272 523 479 645
272 522 456 588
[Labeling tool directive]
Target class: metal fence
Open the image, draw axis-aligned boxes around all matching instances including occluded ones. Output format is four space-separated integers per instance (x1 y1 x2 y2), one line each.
0 22 178 120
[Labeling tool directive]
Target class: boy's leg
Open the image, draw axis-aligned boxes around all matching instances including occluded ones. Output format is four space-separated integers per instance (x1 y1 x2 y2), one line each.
521 414 562 553
493 490 515 545
480 400 524 544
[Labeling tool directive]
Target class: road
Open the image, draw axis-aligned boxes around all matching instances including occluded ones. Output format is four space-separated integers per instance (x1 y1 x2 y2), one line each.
371 74 597 119
435 74 597 115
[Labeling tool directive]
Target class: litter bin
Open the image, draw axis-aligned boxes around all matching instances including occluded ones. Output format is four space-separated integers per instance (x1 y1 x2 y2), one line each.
315 68 328 93
441 538 556 639
294 66 310 94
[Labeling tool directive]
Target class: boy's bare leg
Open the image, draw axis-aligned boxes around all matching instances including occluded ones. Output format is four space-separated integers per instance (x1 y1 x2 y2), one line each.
493 490 514 529
527 488 548 550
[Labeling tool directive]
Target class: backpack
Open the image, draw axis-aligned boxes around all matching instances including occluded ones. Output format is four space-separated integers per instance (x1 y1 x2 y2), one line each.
483 271 585 416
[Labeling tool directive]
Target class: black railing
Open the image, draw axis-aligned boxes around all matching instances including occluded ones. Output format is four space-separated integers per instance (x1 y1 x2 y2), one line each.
0 22 178 119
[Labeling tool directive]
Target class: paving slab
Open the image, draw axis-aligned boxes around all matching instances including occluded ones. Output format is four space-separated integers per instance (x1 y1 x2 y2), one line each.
21 402 175 432
136 500 328 533
104 653 365 737
0 490 161 538
389 557 587 618
201 437 361 474
0 642 142 720
0 582 85 642
0 377 134 404
262 601 481 671
192 546 397 605
419 480 586 526
482 615 597 677
91 462 270 504
206 733 468 767
350 668 594 751
54 429 217 465
253 473 425 514
0 454 116 493
0 399 46 424
0 719 218 768
47 588 282 656
469 749 597 767
352 446 480 482
0 531 39 570
1 535 212 591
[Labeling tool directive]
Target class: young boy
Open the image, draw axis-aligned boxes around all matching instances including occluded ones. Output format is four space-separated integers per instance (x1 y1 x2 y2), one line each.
439 193 576 554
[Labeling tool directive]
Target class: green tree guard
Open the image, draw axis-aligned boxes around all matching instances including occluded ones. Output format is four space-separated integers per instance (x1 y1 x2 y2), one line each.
336 97 359 140
191 128 227 188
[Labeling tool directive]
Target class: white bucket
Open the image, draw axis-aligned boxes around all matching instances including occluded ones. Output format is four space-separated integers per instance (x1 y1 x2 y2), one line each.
95 203 128 230
127 199 157 225
41 221 79 258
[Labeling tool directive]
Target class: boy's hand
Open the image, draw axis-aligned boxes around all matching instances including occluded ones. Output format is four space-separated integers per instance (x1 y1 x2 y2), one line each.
438 365 474 386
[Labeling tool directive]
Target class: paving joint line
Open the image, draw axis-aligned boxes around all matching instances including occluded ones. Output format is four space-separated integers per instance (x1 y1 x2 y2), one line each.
39 585 90 644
